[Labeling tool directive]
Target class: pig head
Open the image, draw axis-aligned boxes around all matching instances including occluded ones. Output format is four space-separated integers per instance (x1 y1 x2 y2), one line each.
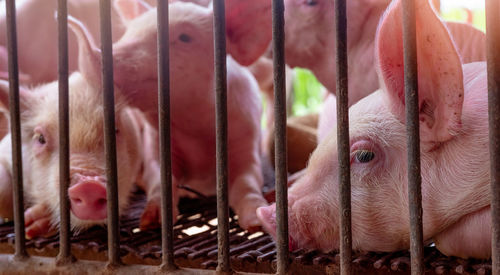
257 0 491 259
0 14 161 236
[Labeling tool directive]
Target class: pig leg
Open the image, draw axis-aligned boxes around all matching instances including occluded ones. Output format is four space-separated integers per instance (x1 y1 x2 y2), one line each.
433 206 491 259
130 109 179 230
229 163 268 232
24 203 56 239
0 134 13 220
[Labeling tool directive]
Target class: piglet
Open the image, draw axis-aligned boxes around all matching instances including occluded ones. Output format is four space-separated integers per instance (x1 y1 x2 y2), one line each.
76 1 269 230
0 0 139 86
257 0 491 259
0 18 160 237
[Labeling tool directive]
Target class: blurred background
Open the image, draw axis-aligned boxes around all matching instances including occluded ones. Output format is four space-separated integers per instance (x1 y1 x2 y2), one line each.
290 0 486 117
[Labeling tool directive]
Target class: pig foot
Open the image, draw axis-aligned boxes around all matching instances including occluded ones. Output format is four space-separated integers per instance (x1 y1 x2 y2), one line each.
139 197 161 230
139 193 180 230
433 206 491 259
24 204 56 239
229 173 268 231
234 195 268 233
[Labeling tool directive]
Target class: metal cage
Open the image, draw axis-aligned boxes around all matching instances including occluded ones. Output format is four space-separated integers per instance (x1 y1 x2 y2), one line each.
0 0 498 274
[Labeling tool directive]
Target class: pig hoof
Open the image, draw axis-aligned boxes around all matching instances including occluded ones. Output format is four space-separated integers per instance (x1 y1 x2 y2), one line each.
236 204 266 231
140 200 161 230
24 204 56 239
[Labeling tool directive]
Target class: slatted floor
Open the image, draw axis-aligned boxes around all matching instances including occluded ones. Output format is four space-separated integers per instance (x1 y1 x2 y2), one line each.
0 189 493 275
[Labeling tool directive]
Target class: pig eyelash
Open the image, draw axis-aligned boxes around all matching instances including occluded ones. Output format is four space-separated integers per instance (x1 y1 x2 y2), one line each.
353 150 376 163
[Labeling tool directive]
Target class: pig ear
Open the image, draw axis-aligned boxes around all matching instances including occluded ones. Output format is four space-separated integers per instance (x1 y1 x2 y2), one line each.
225 0 272 66
113 0 151 24
68 16 102 86
376 0 464 143
0 80 33 115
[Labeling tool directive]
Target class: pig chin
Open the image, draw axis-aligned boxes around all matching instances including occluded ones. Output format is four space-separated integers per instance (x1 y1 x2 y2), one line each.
257 202 339 252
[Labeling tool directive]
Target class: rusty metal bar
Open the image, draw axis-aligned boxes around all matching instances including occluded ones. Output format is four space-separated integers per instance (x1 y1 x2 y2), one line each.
272 0 288 273
5 0 27 260
212 0 230 273
334 0 351 274
486 0 500 273
56 0 74 265
402 0 424 274
99 0 121 267
157 0 176 271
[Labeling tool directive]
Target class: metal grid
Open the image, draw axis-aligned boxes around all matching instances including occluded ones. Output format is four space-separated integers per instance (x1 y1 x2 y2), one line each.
0 192 494 274
0 0 498 274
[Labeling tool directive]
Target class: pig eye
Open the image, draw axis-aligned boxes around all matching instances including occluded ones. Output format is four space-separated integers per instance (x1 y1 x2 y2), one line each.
354 150 375 163
305 0 318 6
179 33 192 43
37 134 47 145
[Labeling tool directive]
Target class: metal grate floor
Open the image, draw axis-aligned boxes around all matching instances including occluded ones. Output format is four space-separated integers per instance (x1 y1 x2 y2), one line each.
0 189 493 275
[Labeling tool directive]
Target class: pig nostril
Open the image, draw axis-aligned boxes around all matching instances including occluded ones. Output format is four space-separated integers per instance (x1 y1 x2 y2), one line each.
73 198 82 204
96 198 107 207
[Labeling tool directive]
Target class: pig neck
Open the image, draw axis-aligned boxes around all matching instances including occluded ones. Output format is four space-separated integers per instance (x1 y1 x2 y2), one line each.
313 1 387 107
422 65 490 236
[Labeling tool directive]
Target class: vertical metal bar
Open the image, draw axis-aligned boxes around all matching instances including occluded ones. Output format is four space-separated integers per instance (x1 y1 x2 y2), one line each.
402 0 424 274
272 0 288 273
5 0 27 260
213 0 230 273
486 0 500 273
157 0 176 271
56 0 74 265
99 0 121 267
334 0 351 274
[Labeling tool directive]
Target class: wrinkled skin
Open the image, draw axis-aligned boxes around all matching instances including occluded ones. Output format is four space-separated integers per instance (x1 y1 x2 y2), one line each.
257 0 491 259
91 1 269 230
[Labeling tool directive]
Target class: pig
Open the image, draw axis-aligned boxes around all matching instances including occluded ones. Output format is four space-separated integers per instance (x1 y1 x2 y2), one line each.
74 1 270 230
0 17 161 237
0 0 135 86
257 0 492 259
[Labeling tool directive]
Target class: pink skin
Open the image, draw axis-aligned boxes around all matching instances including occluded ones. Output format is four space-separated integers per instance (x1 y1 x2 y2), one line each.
0 15 161 236
68 175 108 220
257 0 491 259
77 1 268 230
230 0 486 144
0 0 126 86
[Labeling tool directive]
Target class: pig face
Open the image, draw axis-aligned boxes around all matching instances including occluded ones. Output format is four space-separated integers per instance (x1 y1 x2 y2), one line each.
0 74 141 231
258 0 491 256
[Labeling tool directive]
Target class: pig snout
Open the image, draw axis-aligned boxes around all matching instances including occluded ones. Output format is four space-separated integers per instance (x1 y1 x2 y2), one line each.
68 175 107 220
257 204 298 251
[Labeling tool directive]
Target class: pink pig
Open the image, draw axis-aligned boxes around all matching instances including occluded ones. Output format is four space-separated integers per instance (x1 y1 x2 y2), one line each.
257 0 492 259
0 80 158 239
73 1 269 230
0 0 148 86
0 15 161 237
